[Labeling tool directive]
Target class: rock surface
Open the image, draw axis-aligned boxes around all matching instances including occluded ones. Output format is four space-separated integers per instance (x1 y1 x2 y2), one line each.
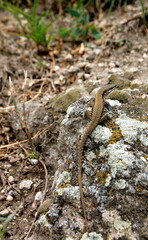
28 88 148 240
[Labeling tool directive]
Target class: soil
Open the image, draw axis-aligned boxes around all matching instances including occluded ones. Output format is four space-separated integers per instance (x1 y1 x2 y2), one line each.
0 1 148 240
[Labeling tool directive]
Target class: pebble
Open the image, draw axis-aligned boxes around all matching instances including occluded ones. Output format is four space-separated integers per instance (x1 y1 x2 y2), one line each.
29 158 38 165
138 58 143 62
109 62 115 68
8 176 15 183
127 67 138 73
68 66 79 73
59 75 64 81
19 180 33 190
19 153 26 159
143 53 148 59
35 191 43 201
84 74 91 79
6 195 13 201
65 53 73 61
53 65 60 72
93 49 102 54
0 208 10 216
98 63 106 67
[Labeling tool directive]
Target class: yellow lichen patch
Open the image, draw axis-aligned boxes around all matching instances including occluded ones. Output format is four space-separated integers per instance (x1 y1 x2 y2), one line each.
95 171 109 184
105 119 123 144
143 154 148 160
57 183 69 188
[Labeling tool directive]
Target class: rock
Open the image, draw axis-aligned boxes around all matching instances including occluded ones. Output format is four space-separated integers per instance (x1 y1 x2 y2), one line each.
19 180 33 190
109 62 115 68
65 53 73 61
107 89 131 103
29 88 148 239
126 66 138 73
6 195 13 201
35 192 43 201
80 232 103 240
8 176 15 183
49 87 87 112
9 101 51 141
37 199 51 215
53 65 60 72
144 84 148 94
0 208 10 216
29 158 38 165
68 66 79 73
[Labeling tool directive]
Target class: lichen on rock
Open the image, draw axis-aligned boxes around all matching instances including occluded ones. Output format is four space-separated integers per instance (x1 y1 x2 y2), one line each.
33 88 148 239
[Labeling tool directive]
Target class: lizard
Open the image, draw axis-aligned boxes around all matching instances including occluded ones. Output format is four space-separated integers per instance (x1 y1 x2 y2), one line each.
77 84 116 232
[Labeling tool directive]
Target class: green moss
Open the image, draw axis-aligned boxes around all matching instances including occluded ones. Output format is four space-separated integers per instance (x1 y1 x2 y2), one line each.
96 171 109 184
109 74 123 85
114 216 131 230
130 83 140 89
144 84 148 94
107 89 131 103
49 87 85 112
123 71 134 80
37 199 51 215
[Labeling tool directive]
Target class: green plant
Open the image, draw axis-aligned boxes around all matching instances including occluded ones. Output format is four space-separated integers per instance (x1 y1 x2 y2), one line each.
138 0 147 28
58 0 101 42
0 208 19 240
0 0 55 48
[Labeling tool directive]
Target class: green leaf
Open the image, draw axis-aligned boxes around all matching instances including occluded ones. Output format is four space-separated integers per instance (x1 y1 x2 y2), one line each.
0 218 6 223
66 9 80 17
58 28 71 37
91 28 101 40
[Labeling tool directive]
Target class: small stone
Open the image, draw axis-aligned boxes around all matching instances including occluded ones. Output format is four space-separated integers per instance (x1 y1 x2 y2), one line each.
65 53 73 61
19 180 33 190
29 158 38 165
19 153 25 159
6 195 14 201
84 74 90 79
109 62 115 68
143 53 148 59
35 191 43 201
68 66 79 73
53 65 60 72
87 53 95 60
93 49 101 54
77 62 87 68
59 75 64 81
127 67 138 73
8 176 15 183
0 208 10 216
37 198 51 215
98 63 106 67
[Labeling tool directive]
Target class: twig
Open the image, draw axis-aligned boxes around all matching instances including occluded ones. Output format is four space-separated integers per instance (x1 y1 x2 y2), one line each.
0 79 47 113
0 124 53 149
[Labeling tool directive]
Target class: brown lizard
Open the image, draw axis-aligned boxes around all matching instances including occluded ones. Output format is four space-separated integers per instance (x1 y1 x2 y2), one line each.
77 84 116 231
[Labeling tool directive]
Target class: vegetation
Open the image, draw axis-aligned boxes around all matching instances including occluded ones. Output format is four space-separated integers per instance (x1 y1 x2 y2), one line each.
0 0 55 48
0 0 147 48
58 0 101 42
0 208 19 240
